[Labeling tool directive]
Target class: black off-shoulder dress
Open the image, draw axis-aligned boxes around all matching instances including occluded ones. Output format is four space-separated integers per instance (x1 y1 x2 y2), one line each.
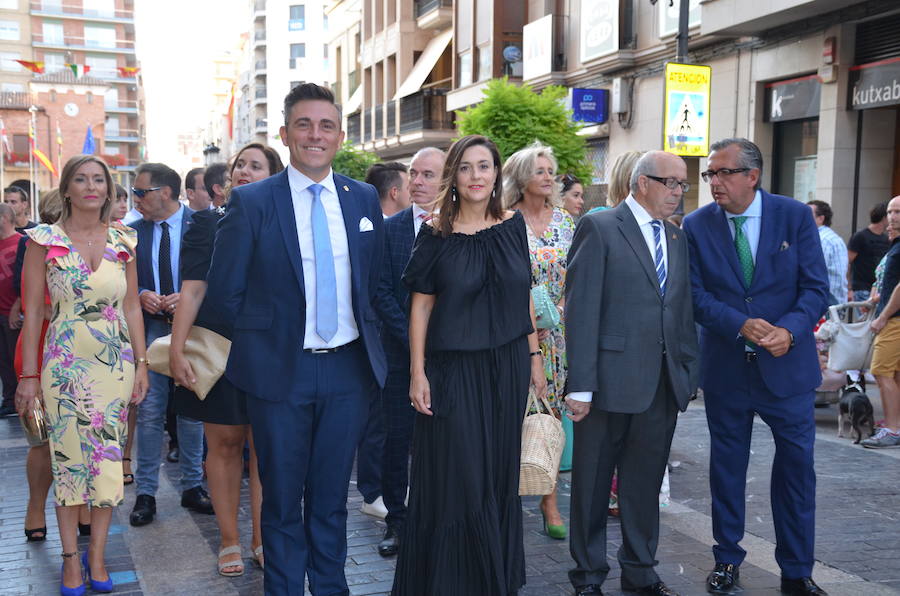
391 212 533 596
173 209 249 425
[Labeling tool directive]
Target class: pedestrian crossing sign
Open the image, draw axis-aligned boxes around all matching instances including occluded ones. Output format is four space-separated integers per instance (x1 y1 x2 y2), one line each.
663 62 711 157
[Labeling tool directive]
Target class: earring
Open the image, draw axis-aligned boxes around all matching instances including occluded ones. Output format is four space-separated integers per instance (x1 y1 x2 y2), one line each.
491 187 495 199
451 187 458 202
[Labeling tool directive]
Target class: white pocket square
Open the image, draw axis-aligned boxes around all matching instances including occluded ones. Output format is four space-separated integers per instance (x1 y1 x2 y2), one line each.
359 217 374 232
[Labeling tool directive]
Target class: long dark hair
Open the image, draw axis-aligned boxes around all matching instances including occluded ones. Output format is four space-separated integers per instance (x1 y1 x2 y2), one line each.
432 135 504 237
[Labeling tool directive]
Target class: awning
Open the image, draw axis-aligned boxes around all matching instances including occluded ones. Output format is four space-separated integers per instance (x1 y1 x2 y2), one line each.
344 85 362 114
393 29 452 100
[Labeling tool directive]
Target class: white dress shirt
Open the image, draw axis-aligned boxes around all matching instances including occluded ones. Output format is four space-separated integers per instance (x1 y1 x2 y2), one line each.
724 190 762 262
287 165 359 349
568 196 669 405
150 205 184 294
412 203 430 238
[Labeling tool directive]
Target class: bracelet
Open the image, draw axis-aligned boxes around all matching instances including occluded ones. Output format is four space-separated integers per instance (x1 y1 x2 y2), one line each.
135 357 148 365
18 373 39 380
529 350 542 357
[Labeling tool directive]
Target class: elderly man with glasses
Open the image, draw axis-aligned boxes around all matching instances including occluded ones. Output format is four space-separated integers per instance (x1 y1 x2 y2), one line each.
683 138 829 596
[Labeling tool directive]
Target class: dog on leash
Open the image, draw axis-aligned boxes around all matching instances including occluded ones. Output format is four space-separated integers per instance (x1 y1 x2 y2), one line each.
838 378 875 444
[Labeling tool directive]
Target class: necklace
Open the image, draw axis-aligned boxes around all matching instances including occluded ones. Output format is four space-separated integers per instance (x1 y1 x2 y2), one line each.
521 204 550 237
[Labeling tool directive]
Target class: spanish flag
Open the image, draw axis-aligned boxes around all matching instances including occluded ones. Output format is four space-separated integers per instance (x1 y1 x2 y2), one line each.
15 60 44 74
117 66 140 77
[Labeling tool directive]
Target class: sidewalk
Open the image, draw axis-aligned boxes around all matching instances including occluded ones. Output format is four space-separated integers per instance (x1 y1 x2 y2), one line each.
1 399 899 595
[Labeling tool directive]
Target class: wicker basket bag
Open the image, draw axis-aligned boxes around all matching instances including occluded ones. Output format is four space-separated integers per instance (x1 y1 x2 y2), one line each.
519 389 565 496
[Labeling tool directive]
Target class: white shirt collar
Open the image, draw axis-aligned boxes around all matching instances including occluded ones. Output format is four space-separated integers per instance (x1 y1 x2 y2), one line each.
156 204 183 228
725 190 762 219
412 203 430 220
287 164 338 198
624 194 658 227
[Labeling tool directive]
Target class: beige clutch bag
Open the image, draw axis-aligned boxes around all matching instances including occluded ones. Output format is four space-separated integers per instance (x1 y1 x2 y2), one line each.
146 326 231 400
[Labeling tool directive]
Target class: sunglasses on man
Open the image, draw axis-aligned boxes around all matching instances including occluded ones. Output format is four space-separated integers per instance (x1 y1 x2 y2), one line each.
131 186 162 198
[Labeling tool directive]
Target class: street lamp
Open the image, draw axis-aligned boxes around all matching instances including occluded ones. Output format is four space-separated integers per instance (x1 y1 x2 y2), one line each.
203 143 221 166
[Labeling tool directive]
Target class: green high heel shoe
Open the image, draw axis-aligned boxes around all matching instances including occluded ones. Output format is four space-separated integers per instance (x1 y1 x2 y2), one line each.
541 510 567 540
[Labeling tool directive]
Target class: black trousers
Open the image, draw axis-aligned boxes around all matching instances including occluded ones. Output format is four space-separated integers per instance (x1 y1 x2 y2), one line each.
568 367 678 590
0 322 20 406
381 367 414 529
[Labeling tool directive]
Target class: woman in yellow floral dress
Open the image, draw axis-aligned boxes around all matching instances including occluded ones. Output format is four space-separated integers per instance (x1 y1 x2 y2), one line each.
16 155 148 595
503 142 576 540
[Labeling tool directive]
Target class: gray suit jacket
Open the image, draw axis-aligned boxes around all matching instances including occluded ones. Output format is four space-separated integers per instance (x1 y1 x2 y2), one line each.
565 201 699 413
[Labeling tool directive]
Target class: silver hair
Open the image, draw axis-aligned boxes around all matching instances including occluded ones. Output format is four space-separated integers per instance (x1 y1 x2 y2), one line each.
501 141 561 209
709 137 763 190
411 146 446 163
629 151 667 196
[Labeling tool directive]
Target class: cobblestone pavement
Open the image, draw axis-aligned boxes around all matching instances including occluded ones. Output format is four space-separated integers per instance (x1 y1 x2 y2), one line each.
2 394 899 596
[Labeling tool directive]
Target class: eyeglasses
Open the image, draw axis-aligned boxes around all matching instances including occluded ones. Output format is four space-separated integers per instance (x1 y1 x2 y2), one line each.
131 186 161 198
700 168 751 183
645 175 690 193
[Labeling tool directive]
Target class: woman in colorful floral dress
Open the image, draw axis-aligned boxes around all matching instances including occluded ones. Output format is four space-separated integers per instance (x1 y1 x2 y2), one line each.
16 155 149 595
503 142 576 540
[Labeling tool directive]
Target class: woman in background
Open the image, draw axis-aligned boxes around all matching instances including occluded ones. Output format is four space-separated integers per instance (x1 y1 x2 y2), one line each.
503 142 574 540
169 142 284 577
559 173 585 218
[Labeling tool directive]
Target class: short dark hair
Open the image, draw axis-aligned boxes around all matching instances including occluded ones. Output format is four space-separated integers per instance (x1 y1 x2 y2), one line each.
709 137 764 190
204 162 228 197
135 162 181 200
185 167 205 191
807 199 833 227
365 162 407 201
3 186 27 203
871 201 887 224
283 82 342 126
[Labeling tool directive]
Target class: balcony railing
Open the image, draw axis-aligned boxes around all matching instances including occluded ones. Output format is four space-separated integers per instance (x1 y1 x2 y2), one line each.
414 0 452 18
399 89 453 134
254 30 266 41
255 118 267 130
363 108 372 142
255 88 267 99
347 112 361 145
30 1 134 22
0 91 34 109
104 129 140 143
255 59 266 71
104 99 139 113
375 103 384 137
32 33 135 53
386 99 396 135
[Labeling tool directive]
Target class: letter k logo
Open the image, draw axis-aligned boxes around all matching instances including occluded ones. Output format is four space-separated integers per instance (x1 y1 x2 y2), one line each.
771 90 783 119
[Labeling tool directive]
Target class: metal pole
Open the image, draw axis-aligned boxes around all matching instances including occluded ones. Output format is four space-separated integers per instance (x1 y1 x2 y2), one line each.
675 0 690 63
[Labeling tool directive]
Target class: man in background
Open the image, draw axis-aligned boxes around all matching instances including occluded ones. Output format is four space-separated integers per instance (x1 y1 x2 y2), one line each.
366 162 410 218
808 200 848 306
0 204 22 417
204 162 228 209
3 186 35 233
184 167 211 211
848 202 889 302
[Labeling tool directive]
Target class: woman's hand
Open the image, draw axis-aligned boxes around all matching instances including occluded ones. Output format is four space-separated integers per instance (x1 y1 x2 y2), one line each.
130 364 149 406
537 328 550 341
169 348 196 391
14 378 42 417
409 371 433 416
530 355 548 399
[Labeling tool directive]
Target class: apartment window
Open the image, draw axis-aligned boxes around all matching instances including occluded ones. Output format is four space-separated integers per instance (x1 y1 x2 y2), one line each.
476 44 491 81
289 43 305 69
1 82 23 92
86 91 93 104
289 4 305 31
0 20 19 41
44 51 65 71
12 134 28 157
105 116 119 136
49 89 56 102
84 25 116 48
85 54 117 78
105 143 120 155
0 0 18 9
323 14 328 30
0 51 21 71
83 0 115 18
42 20 63 44
459 51 472 87
104 87 118 108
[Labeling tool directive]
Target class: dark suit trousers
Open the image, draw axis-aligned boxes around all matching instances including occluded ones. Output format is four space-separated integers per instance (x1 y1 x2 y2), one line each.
247 342 374 596
705 359 816 579
569 367 678 590
381 366 414 529
0 323 19 405
357 389 385 503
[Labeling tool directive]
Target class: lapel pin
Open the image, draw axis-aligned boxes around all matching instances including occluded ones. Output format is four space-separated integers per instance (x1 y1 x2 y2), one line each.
343 185 350 192
672 233 677 240
780 241 790 251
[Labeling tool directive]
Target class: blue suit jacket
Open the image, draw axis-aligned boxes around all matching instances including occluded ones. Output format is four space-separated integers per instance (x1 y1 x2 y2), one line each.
682 190 829 398
373 207 415 370
130 205 195 325
205 169 387 402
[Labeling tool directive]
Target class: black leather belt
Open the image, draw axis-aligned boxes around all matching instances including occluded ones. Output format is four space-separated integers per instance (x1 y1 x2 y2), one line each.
304 339 359 354
744 351 758 362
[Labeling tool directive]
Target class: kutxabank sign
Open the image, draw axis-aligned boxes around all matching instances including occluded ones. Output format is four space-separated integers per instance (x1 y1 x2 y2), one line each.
850 57 900 110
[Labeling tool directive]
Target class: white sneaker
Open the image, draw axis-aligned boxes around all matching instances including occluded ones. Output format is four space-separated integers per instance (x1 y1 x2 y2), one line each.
361 495 388 519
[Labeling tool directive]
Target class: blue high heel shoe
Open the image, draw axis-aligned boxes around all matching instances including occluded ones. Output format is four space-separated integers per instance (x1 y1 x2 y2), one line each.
82 551 113 593
59 551 85 596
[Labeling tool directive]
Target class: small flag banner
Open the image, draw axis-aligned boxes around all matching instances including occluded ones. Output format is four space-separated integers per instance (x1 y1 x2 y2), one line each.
15 60 45 74
117 66 140 78
66 63 91 78
33 148 57 176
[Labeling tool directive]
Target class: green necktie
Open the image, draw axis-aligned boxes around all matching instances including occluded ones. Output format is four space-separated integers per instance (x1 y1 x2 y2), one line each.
732 216 754 288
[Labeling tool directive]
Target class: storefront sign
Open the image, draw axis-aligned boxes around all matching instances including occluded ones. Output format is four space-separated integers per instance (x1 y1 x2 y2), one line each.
659 0 701 37
523 15 553 81
662 62 711 157
581 0 618 62
569 88 609 124
765 76 821 122
849 57 900 110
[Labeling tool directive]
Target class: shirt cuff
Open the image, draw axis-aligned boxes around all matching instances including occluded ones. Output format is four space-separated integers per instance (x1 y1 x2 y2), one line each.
567 391 593 403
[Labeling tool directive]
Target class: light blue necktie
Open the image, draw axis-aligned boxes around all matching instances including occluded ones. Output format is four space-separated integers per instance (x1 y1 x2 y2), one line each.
651 220 666 296
309 183 338 342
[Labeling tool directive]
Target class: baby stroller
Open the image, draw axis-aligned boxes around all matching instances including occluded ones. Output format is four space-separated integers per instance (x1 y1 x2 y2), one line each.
814 300 875 405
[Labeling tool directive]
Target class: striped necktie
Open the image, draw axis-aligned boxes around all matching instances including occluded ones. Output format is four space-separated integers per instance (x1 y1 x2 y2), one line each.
650 220 666 296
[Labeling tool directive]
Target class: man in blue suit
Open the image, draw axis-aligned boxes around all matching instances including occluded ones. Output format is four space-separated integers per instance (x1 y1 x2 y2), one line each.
372 147 444 557
206 83 386 596
682 138 829 596
129 163 211 526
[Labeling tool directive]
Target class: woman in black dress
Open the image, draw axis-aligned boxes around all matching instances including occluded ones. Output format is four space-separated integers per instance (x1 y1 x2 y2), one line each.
169 143 283 576
392 135 547 596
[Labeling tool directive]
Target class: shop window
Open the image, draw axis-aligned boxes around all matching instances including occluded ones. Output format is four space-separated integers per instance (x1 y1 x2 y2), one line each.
773 118 819 201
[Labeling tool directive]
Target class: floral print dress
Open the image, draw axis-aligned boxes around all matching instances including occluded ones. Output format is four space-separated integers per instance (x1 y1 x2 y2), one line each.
526 207 576 414
26 223 137 507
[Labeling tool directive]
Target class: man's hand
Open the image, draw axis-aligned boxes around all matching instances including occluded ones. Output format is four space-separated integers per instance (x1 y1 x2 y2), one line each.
8 299 22 330
757 326 792 357
740 318 776 344
871 315 888 335
161 293 180 314
564 396 591 422
139 291 162 314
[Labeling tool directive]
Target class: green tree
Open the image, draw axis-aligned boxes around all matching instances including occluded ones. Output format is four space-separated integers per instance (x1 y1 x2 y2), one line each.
456 78 592 183
332 142 379 180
